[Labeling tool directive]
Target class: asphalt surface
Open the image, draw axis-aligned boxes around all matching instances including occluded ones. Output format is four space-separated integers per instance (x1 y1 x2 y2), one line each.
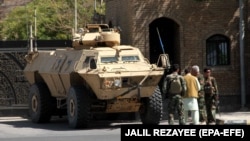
0 105 250 125
0 106 249 141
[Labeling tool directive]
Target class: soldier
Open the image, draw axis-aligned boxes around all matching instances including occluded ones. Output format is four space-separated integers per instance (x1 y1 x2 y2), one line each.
203 68 219 125
162 64 186 125
191 65 207 125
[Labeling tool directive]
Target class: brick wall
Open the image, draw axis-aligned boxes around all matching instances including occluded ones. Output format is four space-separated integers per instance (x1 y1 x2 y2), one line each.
106 0 250 111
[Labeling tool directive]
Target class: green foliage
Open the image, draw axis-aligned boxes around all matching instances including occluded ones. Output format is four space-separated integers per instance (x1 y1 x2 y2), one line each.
0 0 104 40
95 1 105 15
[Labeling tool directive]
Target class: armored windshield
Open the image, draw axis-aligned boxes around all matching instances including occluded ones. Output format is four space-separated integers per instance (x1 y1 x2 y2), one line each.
101 57 118 63
100 55 140 63
122 56 139 62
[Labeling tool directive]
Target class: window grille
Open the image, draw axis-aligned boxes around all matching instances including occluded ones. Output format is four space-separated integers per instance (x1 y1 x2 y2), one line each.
206 34 230 66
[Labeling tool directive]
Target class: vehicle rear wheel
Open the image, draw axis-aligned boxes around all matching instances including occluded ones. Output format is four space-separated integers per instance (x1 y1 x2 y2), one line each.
139 85 163 125
28 83 54 123
67 86 92 129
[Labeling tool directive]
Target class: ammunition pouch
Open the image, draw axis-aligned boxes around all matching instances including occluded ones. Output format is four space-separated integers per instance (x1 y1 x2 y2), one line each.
204 86 213 94
198 91 205 98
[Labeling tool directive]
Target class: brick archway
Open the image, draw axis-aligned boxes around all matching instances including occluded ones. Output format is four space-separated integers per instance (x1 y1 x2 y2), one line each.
149 17 180 120
149 17 180 65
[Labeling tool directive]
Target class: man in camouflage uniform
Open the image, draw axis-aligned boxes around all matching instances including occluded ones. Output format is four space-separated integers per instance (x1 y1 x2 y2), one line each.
203 68 219 125
191 65 207 125
162 64 186 125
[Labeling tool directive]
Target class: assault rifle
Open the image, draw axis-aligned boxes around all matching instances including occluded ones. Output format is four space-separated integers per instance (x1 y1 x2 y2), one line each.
215 100 221 116
213 94 221 117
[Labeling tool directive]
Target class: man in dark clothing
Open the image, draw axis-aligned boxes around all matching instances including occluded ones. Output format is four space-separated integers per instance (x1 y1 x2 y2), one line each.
203 68 219 125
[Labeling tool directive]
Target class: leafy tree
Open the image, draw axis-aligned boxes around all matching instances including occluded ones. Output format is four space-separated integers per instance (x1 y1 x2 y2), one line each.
0 0 104 40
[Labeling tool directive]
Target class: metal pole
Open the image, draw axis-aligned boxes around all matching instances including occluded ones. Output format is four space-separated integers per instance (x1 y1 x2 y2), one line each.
156 27 165 54
26 5 29 48
34 7 37 52
101 0 103 13
239 0 246 109
29 24 33 53
74 0 77 32
94 0 96 11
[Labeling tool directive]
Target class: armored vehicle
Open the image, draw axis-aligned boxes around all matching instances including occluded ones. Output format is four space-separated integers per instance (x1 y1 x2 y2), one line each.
23 24 170 129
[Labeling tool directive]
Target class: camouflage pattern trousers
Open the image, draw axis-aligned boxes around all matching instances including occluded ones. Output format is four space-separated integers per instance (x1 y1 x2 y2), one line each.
205 94 217 123
167 94 185 125
198 94 207 123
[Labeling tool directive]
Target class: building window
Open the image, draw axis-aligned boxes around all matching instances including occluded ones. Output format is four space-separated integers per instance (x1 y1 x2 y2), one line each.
206 34 230 66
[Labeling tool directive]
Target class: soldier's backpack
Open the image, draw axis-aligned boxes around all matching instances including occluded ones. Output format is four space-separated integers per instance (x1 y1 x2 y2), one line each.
168 75 182 94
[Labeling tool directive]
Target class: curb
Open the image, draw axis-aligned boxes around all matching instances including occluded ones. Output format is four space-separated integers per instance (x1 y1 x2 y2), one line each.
217 118 250 125
0 106 28 117
223 120 250 125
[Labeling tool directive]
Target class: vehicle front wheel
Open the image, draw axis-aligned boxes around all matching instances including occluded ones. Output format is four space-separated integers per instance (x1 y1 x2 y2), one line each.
139 85 163 125
67 86 92 129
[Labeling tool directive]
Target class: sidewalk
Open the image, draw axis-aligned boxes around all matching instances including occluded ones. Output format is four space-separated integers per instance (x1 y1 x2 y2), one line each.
216 111 250 125
0 105 28 117
161 111 250 125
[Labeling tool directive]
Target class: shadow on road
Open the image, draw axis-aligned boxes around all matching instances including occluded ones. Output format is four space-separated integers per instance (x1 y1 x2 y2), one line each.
0 115 141 131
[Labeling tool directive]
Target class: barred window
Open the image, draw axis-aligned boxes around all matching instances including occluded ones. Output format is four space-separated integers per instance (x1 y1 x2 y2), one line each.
206 34 230 66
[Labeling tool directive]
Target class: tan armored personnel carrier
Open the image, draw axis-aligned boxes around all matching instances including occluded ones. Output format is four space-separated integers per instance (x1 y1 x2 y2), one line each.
23 24 170 129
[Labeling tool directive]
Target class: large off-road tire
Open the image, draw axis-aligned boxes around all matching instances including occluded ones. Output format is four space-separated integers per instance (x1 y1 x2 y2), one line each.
28 83 54 123
139 85 163 125
67 86 92 129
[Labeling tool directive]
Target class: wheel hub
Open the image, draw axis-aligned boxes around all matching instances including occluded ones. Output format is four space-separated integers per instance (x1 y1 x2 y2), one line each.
69 99 75 117
31 95 38 112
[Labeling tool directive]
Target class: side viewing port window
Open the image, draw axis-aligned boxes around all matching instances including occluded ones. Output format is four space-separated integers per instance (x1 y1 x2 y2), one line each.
90 59 97 69
84 56 96 69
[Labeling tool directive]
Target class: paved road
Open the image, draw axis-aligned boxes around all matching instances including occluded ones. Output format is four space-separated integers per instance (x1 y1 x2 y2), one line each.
0 116 123 141
0 111 249 141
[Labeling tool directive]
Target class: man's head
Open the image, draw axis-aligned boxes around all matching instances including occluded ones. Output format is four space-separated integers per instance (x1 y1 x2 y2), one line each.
172 64 180 72
184 66 191 75
191 65 200 76
203 67 211 77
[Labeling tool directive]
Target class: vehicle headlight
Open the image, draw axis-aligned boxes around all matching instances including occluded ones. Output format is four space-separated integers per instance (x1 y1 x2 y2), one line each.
103 77 122 89
114 78 121 87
